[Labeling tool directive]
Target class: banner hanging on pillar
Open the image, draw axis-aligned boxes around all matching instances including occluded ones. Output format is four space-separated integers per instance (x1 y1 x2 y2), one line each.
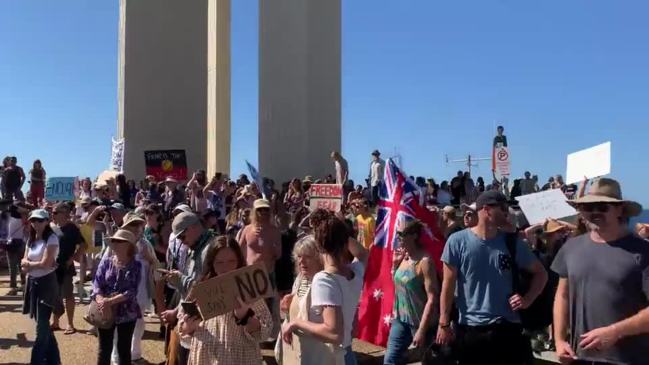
110 137 125 173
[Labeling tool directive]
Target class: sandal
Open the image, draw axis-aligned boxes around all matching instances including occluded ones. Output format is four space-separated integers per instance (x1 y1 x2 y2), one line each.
64 327 76 335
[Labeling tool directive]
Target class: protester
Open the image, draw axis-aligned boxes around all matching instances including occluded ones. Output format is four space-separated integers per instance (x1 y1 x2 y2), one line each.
93 229 142 365
116 174 133 209
520 171 536 196
437 191 548 365
331 151 349 186
2 156 25 201
436 181 452 206
160 211 215 365
384 220 439 365
284 178 306 215
440 206 462 240
28 159 46 206
461 203 478 228
355 199 376 249
462 172 476 204
50 202 84 335
279 235 325 364
163 177 185 217
552 178 649 365
112 212 159 364
369 150 385 205
4 204 27 295
179 236 273 364
282 210 368 365
450 171 464 205
238 198 282 338
21 208 62 365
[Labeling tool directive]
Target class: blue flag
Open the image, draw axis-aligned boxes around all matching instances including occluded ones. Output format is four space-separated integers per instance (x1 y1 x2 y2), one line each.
246 160 267 199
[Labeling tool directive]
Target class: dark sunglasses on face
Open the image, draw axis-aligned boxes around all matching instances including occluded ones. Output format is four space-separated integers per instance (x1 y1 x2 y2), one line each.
256 208 270 213
578 203 617 213
30 218 46 223
487 204 507 212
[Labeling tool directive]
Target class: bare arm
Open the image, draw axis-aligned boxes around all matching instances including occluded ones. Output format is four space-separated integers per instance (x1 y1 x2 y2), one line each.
417 258 439 334
439 263 457 326
290 306 344 345
26 244 57 270
610 307 649 338
347 237 368 266
522 260 548 306
524 223 543 243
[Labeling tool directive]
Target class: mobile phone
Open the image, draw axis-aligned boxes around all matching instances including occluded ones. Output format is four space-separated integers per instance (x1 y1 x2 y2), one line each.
181 301 203 320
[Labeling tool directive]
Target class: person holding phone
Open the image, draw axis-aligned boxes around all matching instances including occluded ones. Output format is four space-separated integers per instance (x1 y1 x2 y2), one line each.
178 236 272 364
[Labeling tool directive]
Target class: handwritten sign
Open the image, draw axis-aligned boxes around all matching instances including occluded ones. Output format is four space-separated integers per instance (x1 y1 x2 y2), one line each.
144 150 188 181
309 184 343 212
45 177 77 202
191 263 276 320
566 141 610 185
110 137 125 173
516 189 577 226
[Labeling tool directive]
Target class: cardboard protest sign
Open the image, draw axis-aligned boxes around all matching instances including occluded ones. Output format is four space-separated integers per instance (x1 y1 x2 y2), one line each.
493 146 511 177
309 184 343 212
45 177 77 202
516 189 577 226
144 150 188 181
566 141 610 185
191 262 276 321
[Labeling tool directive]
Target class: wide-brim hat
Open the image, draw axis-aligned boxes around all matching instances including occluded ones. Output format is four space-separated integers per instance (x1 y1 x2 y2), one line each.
253 199 271 210
121 212 146 229
109 229 137 245
303 176 314 183
371 149 381 156
543 219 566 235
172 204 192 214
165 177 179 184
568 178 642 217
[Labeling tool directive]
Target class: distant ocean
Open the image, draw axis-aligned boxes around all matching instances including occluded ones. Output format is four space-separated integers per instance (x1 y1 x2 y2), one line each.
630 209 649 226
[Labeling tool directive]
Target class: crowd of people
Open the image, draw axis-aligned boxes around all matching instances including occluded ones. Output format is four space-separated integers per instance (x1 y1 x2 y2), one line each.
1 149 648 365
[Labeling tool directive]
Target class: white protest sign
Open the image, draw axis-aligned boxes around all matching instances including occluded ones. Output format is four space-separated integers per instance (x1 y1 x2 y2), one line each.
191 262 276 321
110 137 125 172
566 141 610 185
516 189 577 226
309 184 343 212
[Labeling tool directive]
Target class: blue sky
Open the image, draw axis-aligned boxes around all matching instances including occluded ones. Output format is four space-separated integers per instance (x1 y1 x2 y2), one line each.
1 1 648 205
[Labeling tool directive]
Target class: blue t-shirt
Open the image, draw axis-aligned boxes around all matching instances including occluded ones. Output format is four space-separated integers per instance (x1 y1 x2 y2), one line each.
441 229 537 326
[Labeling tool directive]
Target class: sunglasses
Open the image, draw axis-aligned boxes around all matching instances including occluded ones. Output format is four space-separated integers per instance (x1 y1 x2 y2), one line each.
486 204 508 212
578 203 618 213
256 208 270 213
30 218 46 223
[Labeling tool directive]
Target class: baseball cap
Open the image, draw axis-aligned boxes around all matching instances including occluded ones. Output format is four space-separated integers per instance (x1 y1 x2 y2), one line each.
253 199 271 210
111 202 127 211
442 206 456 215
461 203 477 212
28 209 50 221
475 191 508 211
172 212 200 238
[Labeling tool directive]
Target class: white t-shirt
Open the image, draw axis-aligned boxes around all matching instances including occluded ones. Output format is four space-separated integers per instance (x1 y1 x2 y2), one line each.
7 216 24 241
311 260 365 347
26 234 60 278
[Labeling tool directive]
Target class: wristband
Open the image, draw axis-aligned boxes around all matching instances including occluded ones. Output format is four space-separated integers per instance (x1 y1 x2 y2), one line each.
235 308 255 326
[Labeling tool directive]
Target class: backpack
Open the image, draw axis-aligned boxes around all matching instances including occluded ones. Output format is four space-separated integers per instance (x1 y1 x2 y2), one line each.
504 233 554 331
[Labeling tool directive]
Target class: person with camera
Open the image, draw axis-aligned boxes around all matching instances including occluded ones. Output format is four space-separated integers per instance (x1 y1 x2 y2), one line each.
436 191 547 365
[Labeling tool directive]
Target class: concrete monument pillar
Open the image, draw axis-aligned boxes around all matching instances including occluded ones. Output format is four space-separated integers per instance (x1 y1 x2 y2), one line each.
259 0 342 183
117 0 230 181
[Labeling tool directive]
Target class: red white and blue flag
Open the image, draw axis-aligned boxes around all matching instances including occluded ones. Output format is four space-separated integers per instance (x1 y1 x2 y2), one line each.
357 159 445 346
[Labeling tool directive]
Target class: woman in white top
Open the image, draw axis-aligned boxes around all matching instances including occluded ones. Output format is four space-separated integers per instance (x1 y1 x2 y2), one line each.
282 209 368 365
21 209 62 365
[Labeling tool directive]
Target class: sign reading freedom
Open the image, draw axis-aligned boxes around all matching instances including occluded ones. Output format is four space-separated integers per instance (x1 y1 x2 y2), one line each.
309 184 343 212
144 150 188 181
191 262 276 321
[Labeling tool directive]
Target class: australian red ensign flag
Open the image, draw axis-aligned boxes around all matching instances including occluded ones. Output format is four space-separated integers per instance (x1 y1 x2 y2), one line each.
357 159 445 346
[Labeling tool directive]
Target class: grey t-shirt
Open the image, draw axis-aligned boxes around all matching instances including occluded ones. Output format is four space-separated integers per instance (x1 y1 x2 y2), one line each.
551 233 649 365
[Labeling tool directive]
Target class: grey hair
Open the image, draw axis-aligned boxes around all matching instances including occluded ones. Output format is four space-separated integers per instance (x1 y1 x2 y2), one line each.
292 234 323 267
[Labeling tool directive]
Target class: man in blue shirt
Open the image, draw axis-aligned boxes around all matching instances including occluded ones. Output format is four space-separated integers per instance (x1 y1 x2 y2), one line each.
436 191 547 365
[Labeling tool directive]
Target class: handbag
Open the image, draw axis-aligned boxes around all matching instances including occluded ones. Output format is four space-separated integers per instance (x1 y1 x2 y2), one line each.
84 298 115 329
